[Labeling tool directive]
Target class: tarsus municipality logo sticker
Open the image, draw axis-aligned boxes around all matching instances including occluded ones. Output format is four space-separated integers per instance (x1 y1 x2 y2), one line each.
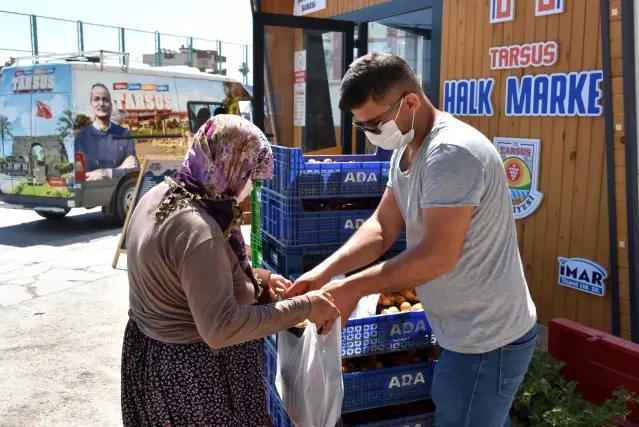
494 137 544 220
558 257 607 297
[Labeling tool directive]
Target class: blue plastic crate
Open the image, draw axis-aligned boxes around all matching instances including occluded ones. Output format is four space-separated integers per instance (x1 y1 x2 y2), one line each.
343 311 435 359
261 187 383 246
353 413 436 427
266 333 276 348
342 362 435 413
261 231 406 278
263 145 393 199
265 309 434 360
266 383 294 427
264 338 277 386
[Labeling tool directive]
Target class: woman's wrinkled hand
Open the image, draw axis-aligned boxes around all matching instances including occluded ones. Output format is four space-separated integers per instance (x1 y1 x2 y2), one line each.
265 273 292 301
306 289 341 335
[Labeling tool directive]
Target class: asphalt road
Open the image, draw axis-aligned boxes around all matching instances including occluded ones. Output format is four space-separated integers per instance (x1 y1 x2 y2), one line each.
0 206 129 427
0 206 254 427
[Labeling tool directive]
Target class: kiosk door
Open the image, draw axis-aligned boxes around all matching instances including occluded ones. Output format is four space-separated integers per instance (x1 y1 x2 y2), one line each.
253 12 356 155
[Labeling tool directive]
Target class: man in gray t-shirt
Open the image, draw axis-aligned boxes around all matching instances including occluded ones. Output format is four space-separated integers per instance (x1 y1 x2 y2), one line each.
288 53 537 427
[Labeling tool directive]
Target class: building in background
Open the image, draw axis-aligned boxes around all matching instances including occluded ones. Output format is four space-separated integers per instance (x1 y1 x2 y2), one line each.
142 46 227 74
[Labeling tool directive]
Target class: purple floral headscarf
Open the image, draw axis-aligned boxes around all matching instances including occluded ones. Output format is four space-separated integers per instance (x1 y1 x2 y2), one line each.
153 115 273 304
181 115 274 197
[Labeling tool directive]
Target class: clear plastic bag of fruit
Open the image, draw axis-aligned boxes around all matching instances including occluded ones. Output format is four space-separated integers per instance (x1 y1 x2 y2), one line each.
276 319 344 427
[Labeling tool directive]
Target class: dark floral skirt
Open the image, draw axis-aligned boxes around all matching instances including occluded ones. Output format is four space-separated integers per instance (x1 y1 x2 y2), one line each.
121 318 271 427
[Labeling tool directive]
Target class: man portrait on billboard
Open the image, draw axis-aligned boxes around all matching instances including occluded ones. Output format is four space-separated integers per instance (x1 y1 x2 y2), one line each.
74 83 139 181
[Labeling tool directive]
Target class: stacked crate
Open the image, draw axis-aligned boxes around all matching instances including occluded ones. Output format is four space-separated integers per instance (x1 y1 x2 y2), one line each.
252 145 404 277
252 146 437 426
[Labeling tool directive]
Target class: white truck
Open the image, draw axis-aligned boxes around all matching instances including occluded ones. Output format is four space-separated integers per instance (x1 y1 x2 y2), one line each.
0 50 253 223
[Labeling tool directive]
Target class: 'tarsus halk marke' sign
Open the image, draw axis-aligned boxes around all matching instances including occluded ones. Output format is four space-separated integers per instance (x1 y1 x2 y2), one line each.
443 70 604 117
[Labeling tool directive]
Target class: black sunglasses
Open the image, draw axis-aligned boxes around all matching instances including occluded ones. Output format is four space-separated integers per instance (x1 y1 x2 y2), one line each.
352 93 411 135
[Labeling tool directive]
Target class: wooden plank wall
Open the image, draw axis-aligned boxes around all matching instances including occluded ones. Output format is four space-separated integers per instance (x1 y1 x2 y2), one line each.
304 0 390 18
607 0 632 340
440 0 613 332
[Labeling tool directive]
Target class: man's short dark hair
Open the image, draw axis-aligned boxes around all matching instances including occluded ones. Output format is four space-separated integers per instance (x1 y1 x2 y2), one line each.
339 52 421 111
90 83 110 101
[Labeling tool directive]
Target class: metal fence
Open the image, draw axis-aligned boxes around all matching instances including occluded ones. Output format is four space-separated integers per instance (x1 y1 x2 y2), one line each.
0 10 254 86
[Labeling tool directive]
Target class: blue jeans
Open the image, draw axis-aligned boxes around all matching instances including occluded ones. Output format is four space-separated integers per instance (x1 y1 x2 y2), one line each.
431 325 537 427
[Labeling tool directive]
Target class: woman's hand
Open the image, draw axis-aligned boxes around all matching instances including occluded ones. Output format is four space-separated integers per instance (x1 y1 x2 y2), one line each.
263 273 292 301
253 268 292 301
306 289 341 335
253 268 293 301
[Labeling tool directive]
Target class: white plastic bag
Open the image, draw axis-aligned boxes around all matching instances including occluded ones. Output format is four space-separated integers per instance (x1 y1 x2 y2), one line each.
276 320 344 427
349 293 380 319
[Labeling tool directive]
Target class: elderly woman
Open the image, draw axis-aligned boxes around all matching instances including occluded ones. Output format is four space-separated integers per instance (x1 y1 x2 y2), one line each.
121 115 340 426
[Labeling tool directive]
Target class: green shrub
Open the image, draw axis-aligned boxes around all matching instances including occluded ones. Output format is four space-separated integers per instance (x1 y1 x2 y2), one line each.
512 348 639 426
54 161 74 175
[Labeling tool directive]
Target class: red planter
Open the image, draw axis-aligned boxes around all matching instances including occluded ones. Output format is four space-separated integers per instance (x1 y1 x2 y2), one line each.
548 318 639 423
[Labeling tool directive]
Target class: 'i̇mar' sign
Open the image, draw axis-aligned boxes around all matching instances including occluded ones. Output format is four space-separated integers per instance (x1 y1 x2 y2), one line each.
558 257 607 297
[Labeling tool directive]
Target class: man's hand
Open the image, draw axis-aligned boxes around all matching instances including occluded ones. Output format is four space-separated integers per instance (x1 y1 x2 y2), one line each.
286 267 331 298
85 169 107 181
118 155 139 170
321 278 361 328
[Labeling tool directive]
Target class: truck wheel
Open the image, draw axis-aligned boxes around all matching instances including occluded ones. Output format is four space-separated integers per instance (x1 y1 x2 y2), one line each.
36 209 70 220
114 177 137 225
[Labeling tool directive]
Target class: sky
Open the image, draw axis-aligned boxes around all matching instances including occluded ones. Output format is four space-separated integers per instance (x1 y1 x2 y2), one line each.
0 1 254 83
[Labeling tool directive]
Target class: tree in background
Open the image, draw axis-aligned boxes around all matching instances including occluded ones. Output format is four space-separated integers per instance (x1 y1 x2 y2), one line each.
74 114 92 130
56 109 74 141
57 109 93 136
0 115 13 157
56 110 94 161
56 109 75 162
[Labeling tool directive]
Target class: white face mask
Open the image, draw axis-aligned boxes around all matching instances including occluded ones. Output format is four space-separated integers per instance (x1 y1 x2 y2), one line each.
236 179 253 203
365 99 416 151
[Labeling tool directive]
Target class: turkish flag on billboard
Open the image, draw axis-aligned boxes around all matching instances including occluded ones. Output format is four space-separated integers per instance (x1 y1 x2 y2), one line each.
36 100 53 119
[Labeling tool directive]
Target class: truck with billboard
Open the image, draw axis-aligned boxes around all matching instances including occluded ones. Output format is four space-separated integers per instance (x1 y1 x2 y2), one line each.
0 51 252 223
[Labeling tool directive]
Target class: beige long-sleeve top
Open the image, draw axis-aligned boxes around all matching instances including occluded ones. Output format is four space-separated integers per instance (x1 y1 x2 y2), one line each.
126 182 311 349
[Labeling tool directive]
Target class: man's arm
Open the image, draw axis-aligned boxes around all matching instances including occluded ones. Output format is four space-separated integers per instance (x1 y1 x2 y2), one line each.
322 144 486 320
318 188 405 277
123 130 138 165
286 187 405 296
112 130 139 179
341 205 472 296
